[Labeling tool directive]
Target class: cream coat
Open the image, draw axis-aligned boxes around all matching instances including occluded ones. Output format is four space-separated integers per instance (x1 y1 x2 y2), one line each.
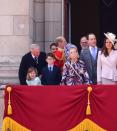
97 50 117 82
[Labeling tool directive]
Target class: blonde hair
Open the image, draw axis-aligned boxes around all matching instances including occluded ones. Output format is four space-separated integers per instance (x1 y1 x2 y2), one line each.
26 67 38 80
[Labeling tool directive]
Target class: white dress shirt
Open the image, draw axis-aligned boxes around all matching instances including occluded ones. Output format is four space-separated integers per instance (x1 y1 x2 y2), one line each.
48 65 53 71
97 50 117 82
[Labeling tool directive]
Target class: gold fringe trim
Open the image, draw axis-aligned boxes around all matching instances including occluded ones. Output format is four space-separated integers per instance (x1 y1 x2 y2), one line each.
7 87 12 115
69 118 107 131
86 86 92 115
2 117 31 131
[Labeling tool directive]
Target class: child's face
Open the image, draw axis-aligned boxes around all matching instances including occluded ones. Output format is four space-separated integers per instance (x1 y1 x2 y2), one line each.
46 56 55 65
69 48 78 60
51 45 57 53
29 71 36 79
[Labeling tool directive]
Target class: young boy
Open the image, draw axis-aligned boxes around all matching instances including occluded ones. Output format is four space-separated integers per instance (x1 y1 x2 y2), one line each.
41 53 62 85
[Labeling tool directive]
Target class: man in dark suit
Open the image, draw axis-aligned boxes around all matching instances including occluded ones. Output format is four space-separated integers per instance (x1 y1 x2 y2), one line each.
41 53 62 85
19 44 47 85
80 33 100 84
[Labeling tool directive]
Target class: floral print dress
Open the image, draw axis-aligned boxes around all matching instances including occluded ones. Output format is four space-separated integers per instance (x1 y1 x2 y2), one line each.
61 60 89 85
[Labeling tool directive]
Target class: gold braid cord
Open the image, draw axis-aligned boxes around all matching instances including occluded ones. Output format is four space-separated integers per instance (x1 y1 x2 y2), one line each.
7 87 12 115
86 86 92 115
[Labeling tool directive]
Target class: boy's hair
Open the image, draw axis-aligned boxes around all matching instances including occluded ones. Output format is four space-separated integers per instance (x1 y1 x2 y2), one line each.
46 53 56 60
50 43 57 49
26 67 38 80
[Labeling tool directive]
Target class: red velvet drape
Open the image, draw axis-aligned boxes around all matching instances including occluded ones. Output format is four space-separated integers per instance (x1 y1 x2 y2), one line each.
4 85 117 131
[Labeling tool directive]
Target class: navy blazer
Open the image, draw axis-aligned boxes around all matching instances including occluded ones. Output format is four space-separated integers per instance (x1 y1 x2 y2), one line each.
41 65 62 85
19 52 47 85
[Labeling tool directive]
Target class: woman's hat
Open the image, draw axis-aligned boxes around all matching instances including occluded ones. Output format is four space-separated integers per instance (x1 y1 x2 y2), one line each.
104 32 117 45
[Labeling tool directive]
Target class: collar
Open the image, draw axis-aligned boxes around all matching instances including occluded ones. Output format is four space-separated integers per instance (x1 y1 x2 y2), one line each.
89 46 97 49
31 53 35 59
48 65 54 68
89 46 97 52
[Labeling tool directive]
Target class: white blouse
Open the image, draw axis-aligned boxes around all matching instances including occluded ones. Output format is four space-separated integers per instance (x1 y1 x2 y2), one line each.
97 50 117 82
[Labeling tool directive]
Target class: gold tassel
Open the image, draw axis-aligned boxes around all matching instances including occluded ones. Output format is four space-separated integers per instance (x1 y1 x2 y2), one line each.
7 86 12 115
8 104 12 115
86 86 92 115
86 104 91 115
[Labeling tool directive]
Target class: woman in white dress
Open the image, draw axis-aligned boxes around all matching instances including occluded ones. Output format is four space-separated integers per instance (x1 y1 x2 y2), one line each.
97 32 117 84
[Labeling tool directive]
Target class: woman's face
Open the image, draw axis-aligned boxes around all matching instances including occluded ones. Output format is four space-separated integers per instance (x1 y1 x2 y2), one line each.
105 39 113 49
69 48 78 60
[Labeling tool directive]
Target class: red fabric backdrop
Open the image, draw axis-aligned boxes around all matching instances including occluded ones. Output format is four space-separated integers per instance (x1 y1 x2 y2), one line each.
4 85 117 131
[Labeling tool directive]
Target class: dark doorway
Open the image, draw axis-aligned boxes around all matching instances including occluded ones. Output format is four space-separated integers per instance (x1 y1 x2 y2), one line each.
100 0 117 44
65 0 117 51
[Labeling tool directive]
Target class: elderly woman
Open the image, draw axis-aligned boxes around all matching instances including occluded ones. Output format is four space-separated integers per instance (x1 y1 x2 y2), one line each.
97 32 117 84
61 47 89 85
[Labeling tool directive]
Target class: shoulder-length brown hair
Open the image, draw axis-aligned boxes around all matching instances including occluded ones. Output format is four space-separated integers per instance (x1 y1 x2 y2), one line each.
101 38 115 57
26 67 38 80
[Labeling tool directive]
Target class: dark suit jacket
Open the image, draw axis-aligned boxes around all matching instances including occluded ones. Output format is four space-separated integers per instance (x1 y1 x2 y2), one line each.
80 47 100 84
19 52 47 85
41 65 62 85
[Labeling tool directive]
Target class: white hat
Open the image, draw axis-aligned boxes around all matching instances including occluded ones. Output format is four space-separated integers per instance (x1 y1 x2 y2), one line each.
104 32 117 45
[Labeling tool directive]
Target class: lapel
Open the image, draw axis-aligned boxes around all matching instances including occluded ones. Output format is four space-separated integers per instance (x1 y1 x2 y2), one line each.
87 48 93 71
46 66 50 73
88 47 100 61
30 53 38 64
96 48 100 59
52 66 55 72
87 48 93 61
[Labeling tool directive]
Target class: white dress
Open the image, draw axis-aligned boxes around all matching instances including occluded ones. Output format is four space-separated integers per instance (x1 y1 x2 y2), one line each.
26 77 41 85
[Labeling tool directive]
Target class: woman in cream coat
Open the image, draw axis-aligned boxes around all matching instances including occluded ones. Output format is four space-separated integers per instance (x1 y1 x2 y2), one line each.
97 32 117 84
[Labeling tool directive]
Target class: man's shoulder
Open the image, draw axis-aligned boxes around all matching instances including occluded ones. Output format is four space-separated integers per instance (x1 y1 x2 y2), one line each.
80 48 89 54
22 52 31 59
42 65 47 71
54 65 60 70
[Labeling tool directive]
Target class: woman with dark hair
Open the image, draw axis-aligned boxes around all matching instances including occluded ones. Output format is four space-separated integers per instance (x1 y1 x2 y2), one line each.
97 32 117 84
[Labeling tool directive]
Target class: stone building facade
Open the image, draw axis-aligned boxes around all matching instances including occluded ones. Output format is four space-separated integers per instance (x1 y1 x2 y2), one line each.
0 0 64 84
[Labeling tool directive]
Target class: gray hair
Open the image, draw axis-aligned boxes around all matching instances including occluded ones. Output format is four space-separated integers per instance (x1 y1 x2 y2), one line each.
30 44 40 51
